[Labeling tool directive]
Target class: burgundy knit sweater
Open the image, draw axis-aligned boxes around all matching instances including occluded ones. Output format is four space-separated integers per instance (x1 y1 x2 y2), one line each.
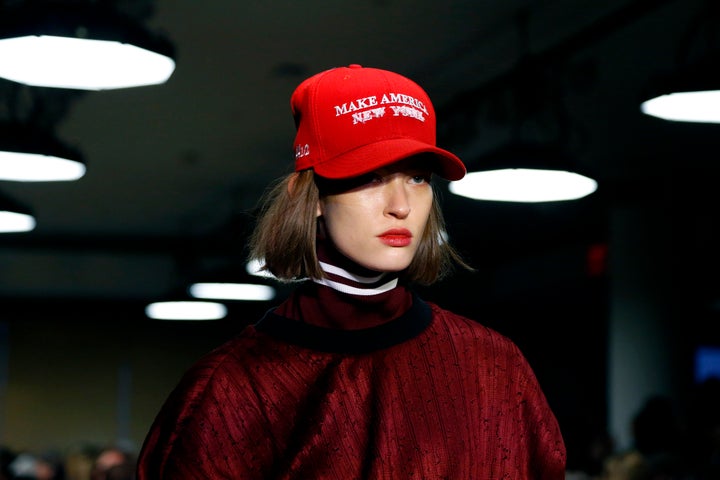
137 258 566 479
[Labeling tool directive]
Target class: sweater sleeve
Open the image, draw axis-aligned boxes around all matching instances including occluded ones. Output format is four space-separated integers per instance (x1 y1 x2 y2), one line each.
512 341 567 479
136 344 246 480
433 304 567 479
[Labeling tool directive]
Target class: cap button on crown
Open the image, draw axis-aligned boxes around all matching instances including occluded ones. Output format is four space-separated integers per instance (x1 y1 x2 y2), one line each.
348 64 362 69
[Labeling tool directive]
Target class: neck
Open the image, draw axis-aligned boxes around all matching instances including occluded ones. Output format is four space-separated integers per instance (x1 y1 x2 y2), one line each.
312 237 401 297
273 239 412 329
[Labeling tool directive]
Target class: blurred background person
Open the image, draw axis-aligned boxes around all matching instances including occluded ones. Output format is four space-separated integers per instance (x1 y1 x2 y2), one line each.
90 447 135 480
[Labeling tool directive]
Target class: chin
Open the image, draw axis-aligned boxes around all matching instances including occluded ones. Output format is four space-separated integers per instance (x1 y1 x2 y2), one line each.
364 257 414 273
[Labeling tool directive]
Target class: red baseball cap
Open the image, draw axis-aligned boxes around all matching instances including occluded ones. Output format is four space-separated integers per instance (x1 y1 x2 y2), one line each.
291 64 466 181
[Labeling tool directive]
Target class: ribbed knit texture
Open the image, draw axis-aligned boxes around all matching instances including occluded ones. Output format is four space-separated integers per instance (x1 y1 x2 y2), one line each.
137 250 566 479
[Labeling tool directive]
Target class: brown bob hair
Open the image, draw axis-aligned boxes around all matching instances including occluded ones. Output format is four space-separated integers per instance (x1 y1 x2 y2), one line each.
247 169 471 286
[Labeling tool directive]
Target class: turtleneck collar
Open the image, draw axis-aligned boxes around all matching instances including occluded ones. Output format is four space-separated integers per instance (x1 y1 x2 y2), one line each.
313 235 400 294
272 238 413 329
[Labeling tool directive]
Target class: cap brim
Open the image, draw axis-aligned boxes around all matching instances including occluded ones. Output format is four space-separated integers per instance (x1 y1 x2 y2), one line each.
311 139 466 181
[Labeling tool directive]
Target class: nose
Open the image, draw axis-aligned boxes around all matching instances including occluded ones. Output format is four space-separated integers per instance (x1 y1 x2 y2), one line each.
383 178 410 219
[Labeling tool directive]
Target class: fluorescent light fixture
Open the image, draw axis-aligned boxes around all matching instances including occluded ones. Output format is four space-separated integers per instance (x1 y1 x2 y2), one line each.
0 36 175 90
189 282 276 301
641 90 720 123
640 53 720 123
0 4 175 90
0 125 86 181
451 142 598 202
0 151 86 181
0 191 35 232
145 301 227 321
0 211 35 233
449 168 597 203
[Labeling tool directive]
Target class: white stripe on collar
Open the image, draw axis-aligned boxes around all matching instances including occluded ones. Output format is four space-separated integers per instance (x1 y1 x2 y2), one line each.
313 276 399 296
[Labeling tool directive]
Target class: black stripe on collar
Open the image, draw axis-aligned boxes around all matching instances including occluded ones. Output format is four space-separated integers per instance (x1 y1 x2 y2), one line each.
254 294 432 354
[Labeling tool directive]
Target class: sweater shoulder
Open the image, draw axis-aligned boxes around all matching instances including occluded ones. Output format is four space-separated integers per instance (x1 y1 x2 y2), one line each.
425 302 527 358
180 325 270 385
426 302 511 339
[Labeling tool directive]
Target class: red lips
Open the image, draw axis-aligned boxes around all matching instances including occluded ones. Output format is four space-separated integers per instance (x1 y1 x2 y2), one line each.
378 228 412 247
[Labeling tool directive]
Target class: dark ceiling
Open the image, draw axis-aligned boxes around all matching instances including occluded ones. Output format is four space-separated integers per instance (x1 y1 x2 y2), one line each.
0 0 718 324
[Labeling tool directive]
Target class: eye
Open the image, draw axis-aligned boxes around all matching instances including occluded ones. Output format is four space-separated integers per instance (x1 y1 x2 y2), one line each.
365 173 384 185
318 173 378 193
409 173 432 185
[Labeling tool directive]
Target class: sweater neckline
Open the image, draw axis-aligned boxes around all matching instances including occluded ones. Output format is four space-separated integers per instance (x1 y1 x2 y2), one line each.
254 294 431 354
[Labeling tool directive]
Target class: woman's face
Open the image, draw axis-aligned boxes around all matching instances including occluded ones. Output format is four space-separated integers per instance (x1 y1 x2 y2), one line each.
317 158 434 273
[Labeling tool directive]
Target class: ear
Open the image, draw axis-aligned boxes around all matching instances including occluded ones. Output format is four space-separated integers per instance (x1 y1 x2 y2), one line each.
316 199 322 217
